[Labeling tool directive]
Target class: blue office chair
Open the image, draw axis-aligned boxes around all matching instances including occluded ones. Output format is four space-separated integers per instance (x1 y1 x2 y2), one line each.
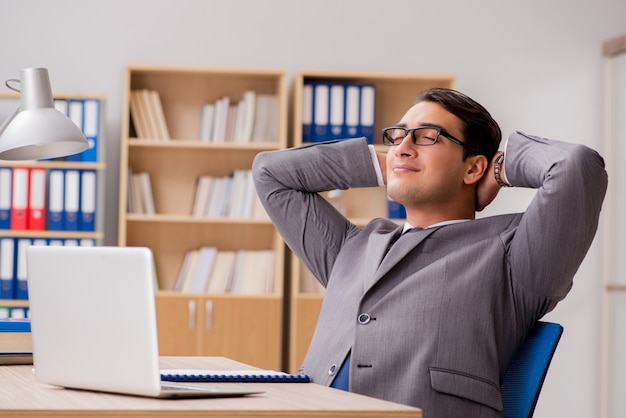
501 321 564 418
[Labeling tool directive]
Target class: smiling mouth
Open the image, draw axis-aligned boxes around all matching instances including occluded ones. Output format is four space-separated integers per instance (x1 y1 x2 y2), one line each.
393 165 420 173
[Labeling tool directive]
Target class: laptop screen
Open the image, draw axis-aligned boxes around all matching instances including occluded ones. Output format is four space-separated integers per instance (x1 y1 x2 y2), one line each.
27 246 163 397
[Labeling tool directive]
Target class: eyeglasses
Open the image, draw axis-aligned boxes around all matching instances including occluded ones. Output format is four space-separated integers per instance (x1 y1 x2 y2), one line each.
381 126 475 154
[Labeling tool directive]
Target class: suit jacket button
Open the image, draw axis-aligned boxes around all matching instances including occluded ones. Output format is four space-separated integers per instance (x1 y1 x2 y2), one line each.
358 313 371 324
328 364 337 375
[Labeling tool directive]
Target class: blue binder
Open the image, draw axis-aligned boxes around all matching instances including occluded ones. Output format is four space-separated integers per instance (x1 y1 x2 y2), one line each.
63 169 81 231
47 169 65 231
301 83 314 143
358 84 376 144
312 82 330 143
66 99 84 162
79 170 97 231
387 196 406 219
343 83 360 139
0 238 15 299
328 83 345 140
14 238 30 300
81 99 100 162
0 167 12 229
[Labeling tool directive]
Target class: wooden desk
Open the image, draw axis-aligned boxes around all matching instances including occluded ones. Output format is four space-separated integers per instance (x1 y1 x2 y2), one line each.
0 356 422 417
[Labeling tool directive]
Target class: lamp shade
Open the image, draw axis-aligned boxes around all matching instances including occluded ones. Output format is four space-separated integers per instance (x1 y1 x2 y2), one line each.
0 68 89 161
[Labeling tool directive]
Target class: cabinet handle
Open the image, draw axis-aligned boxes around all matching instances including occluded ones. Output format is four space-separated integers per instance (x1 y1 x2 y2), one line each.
205 300 213 330
188 300 196 330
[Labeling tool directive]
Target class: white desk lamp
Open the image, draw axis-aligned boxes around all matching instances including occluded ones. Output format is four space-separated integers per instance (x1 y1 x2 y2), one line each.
0 67 89 161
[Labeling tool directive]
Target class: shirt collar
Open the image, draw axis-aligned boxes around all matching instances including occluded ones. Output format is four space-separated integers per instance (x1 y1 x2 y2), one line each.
403 219 470 233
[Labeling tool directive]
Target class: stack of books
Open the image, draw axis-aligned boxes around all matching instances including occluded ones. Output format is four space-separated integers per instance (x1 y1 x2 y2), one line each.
126 169 156 215
173 247 275 294
190 170 267 219
0 318 32 365
129 89 170 141
198 91 278 144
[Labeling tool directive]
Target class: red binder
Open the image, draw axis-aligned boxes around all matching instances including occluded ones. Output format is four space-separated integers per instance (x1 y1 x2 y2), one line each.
10 167 29 230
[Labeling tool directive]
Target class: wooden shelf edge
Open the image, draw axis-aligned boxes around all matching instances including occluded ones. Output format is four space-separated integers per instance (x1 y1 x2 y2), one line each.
128 139 282 151
0 161 105 170
296 69 457 82
603 33 626 57
0 230 103 239
607 284 626 292
155 291 282 299
0 92 106 100
125 214 273 225
0 299 29 307
125 64 286 77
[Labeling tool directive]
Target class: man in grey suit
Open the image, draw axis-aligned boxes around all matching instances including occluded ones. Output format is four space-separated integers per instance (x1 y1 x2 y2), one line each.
252 88 607 417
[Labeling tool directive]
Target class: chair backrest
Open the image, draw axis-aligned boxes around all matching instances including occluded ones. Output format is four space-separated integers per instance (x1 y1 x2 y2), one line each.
501 321 564 418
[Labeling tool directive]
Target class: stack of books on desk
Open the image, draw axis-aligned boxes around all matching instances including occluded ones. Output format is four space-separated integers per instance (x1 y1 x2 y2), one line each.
0 318 32 365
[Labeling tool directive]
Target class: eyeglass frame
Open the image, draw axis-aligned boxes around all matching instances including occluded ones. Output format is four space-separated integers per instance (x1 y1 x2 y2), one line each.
381 125 476 155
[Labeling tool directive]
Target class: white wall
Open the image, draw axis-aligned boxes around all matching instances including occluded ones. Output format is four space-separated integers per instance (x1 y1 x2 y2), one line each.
1 1 624 416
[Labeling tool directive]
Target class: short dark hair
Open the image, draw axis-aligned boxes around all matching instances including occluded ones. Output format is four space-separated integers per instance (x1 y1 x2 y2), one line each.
415 88 501 161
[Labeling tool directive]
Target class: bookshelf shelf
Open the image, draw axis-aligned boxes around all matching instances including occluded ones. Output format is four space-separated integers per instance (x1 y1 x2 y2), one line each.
0 230 104 239
118 65 287 370
0 161 106 170
0 299 28 308
287 69 456 372
125 214 272 225
129 139 281 151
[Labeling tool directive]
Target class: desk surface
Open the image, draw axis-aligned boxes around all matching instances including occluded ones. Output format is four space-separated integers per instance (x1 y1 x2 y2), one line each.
0 356 422 418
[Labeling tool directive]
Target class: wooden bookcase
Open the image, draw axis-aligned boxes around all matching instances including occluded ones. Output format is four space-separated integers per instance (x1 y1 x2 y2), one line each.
117 65 287 370
0 92 106 316
287 70 456 372
602 33 626 417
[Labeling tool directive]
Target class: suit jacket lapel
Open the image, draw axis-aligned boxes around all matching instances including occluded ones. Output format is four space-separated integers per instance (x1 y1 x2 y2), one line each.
362 227 402 292
365 227 439 292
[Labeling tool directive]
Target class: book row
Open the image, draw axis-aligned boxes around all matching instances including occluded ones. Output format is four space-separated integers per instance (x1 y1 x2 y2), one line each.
53 98 101 163
127 168 269 220
129 89 280 144
197 91 279 144
0 237 96 301
127 169 155 215
191 170 268 219
302 81 376 144
0 318 31 357
0 167 97 232
173 247 275 295
129 89 170 141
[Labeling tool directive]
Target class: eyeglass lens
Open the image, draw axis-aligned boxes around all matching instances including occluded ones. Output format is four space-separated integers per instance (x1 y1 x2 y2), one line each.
384 127 439 146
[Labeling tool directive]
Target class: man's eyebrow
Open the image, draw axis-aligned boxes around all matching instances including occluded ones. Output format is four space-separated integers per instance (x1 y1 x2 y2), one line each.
419 122 447 131
391 122 449 131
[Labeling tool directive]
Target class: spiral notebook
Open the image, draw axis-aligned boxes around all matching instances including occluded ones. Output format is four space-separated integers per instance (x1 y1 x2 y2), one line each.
161 369 311 383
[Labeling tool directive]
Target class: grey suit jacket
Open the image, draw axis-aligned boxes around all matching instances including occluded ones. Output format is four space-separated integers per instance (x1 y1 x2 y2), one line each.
252 131 607 418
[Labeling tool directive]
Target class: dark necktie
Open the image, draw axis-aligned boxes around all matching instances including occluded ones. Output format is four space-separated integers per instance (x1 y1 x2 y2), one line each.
384 227 423 257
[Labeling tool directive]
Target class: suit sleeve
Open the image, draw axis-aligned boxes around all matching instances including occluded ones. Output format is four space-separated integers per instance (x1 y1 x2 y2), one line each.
504 131 607 300
252 138 379 286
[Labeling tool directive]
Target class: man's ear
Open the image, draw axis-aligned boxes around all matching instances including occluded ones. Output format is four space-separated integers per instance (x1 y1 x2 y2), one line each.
463 154 488 185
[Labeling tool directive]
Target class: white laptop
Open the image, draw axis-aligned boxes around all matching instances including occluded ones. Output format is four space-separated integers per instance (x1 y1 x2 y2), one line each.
26 245 262 399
